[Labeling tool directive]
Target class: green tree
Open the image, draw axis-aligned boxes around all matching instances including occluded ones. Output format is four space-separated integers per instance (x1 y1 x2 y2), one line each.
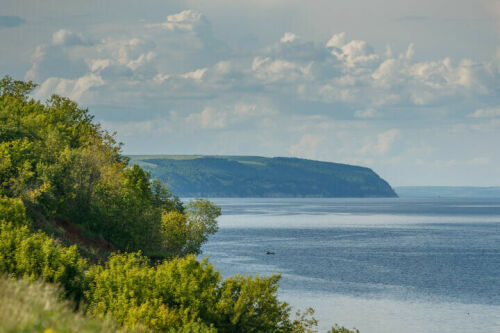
184 199 221 254
160 211 191 257
0 76 190 256
160 199 220 257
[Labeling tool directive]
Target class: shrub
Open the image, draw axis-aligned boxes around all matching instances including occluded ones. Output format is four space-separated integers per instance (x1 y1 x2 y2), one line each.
215 274 289 332
85 253 218 332
0 196 27 226
85 253 317 332
0 223 87 302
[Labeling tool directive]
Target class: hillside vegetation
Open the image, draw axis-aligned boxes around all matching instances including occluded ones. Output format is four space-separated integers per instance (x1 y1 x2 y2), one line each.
128 155 397 198
0 76 359 332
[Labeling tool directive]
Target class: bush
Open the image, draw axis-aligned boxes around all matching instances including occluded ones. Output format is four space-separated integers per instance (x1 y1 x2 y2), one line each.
0 196 27 226
85 253 219 331
0 222 87 302
85 253 317 332
215 274 288 332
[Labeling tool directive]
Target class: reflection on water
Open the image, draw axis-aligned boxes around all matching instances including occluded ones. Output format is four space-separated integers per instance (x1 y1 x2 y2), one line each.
200 198 500 333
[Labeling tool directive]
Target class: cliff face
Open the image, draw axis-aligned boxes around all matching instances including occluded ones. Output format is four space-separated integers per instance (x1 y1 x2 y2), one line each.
128 155 397 198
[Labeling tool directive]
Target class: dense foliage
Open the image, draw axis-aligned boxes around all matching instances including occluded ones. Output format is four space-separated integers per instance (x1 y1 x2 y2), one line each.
0 76 337 332
0 221 86 302
85 253 315 332
128 155 397 198
0 76 214 257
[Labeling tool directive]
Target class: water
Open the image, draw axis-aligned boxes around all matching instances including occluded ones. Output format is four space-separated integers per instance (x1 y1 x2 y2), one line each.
199 198 500 333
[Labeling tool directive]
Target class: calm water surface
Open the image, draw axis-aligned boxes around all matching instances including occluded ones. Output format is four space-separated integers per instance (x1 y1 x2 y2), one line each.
200 198 500 333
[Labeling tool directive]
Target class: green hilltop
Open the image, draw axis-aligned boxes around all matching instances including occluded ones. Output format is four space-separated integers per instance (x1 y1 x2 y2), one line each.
128 155 397 198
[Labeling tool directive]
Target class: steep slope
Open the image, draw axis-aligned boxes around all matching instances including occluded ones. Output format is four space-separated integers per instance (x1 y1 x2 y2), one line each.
128 155 397 198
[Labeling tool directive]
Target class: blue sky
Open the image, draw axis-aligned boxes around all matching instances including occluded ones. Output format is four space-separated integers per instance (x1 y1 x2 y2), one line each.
1 0 500 186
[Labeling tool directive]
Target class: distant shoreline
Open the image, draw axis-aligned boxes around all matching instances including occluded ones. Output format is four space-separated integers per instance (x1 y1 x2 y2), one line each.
128 155 398 198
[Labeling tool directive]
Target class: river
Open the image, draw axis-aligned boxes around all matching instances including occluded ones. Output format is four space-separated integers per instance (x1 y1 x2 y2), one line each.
200 198 500 333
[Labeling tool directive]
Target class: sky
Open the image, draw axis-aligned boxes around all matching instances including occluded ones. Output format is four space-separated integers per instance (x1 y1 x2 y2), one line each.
1 0 500 186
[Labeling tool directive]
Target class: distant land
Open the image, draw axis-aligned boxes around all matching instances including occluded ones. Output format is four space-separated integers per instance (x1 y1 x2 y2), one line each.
396 186 500 198
128 155 397 198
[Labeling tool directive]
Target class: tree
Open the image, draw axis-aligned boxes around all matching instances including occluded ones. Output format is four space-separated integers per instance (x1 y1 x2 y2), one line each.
160 199 221 257
0 75 193 256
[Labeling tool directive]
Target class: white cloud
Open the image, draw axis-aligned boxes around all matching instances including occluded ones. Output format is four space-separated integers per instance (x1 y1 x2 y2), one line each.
326 32 346 48
186 107 227 129
289 134 325 159
354 108 379 118
27 11 499 117
145 9 222 55
280 32 298 43
233 103 276 117
337 40 379 67
100 118 174 139
372 59 401 87
180 68 207 80
468 157 490 166
468 107 500 118
360 129 400 156
434 157 491 168
25 44 88 81
34 73 104 101
252 56 312 83
184 102 278 131
52 29 91 46
149 10 208 32
405 43 415 60
470 118 500 131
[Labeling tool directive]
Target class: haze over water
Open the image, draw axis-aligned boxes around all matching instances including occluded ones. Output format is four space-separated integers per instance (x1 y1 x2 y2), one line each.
201 198 500 333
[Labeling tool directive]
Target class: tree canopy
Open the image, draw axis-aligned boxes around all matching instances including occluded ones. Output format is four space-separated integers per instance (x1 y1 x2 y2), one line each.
0 75 217 258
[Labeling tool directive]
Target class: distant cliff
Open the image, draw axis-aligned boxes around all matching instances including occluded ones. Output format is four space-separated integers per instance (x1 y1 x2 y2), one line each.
128 155 397 198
